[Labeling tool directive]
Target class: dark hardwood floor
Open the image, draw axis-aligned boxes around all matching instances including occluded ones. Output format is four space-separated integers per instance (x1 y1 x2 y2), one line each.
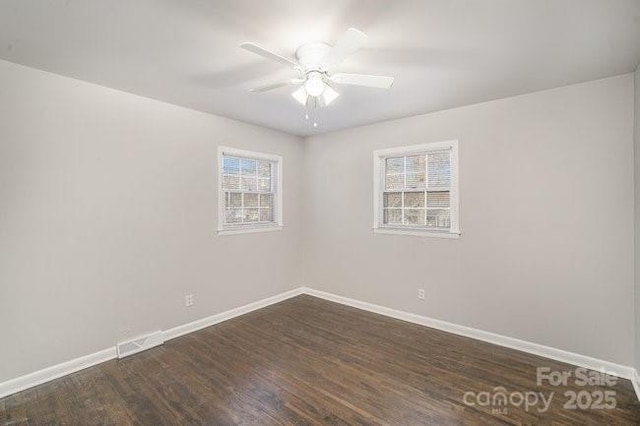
1 295 639 425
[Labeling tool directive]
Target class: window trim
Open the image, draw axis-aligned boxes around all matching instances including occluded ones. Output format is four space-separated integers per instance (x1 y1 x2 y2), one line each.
217 146 283 236
372 140 460 238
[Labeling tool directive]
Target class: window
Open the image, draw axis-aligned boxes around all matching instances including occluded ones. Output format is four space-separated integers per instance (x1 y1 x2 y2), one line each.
218 146 283 235
373 140 460 238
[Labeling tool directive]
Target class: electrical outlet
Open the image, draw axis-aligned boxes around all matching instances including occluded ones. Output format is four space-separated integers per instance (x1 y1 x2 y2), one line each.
418 289 425 300
185 294 194 307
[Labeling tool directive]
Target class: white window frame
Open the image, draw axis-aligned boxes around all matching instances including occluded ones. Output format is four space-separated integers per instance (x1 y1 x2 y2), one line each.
217 146 283 236
373 140 460 239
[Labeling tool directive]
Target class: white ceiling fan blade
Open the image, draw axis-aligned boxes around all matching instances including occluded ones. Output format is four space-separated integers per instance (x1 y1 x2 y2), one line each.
249 78 303 93
249 81 293 93
330 73 394 89
240 42 299 69
321 28 368 69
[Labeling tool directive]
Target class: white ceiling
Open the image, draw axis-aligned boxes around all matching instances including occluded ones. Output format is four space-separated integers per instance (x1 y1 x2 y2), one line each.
1 0 639 136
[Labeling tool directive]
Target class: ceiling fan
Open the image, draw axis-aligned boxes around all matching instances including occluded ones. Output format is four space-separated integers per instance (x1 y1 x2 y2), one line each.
240 28 394 127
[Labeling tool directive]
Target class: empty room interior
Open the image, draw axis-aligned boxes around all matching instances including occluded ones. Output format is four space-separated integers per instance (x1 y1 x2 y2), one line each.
3 1 640 424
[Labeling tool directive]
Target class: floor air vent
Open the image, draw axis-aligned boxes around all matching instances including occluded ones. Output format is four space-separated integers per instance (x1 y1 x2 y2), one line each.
117 330 164 359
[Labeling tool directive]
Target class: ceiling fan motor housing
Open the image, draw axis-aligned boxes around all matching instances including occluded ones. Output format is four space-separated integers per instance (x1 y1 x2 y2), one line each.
295 41 332 71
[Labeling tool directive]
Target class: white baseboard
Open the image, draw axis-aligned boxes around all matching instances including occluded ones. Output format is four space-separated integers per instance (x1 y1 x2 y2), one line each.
0 347 117 399
0 287 304 399
632 370 640 403
2 286 639 403
162 287 304 341
300 288 639 386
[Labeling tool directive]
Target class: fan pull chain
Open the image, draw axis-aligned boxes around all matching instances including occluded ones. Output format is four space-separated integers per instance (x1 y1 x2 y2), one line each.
312 97 318 127
304 97 310 120
304 96 318 127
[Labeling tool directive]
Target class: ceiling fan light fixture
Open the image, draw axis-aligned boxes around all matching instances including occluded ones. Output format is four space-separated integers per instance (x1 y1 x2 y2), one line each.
322 85 339 106
241 28 394 128
291 86 308 106
304 72 325 97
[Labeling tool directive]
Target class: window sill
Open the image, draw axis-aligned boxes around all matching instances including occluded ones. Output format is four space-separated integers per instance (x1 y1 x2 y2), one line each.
373 227 460 239
217 225 283 236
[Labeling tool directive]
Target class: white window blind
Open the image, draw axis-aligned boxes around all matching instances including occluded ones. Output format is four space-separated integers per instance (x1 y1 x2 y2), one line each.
218 147 282 235
373 141 459 238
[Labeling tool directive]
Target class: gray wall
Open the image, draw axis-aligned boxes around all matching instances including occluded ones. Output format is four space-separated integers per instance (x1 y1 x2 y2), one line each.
303 74 635 366
635 65 640 373
0 59 304 382
1 58 637 384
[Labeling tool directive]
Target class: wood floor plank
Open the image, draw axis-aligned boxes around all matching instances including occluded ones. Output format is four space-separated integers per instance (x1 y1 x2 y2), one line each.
1 295 639 425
